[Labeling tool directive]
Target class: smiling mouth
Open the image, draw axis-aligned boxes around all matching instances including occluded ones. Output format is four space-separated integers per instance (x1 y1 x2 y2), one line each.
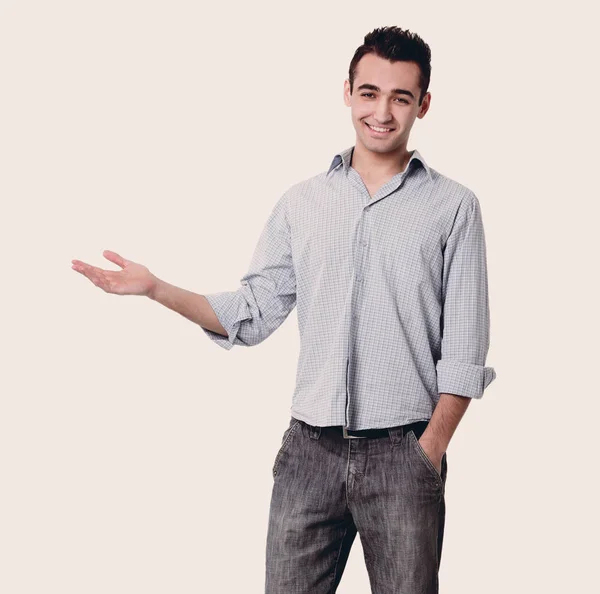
364 122 395 133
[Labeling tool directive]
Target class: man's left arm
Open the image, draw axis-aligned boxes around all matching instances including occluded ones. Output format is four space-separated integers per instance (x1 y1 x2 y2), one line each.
420 192 497 470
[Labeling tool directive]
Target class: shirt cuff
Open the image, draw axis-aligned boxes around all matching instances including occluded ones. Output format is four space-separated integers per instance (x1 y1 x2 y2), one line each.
436 359 497 399
201 291 253 350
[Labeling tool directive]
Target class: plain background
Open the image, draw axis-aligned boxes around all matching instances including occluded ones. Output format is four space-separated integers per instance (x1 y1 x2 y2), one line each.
1 1 598 592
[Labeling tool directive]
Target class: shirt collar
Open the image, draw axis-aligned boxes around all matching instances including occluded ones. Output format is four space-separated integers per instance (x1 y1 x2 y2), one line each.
327 146 433 182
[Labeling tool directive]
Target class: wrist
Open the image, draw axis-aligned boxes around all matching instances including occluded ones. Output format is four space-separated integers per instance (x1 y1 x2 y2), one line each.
419 433 447 456
147 275 163 301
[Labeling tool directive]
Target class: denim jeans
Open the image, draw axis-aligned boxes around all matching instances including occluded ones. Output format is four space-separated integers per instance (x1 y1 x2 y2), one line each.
265 416 448 594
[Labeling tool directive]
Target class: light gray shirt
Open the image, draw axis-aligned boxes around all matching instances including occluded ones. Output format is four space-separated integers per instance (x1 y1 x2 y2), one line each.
202 146 496 430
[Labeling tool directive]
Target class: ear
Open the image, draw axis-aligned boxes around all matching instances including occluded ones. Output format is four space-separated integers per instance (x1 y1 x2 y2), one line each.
343 79 352 107
417 92 431 119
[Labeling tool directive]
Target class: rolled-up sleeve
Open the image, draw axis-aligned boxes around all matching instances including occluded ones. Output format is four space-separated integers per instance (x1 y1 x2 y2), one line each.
201 191 297 350
435 192 496 398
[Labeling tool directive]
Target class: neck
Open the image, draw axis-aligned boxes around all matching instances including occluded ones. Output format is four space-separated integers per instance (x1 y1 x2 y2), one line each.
351 142 412 180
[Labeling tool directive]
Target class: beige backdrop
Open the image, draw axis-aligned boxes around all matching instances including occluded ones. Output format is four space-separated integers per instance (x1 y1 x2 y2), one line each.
1 0 598 592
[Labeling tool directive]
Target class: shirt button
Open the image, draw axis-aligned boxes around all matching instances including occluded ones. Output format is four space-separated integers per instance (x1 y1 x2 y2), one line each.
362 241 368 246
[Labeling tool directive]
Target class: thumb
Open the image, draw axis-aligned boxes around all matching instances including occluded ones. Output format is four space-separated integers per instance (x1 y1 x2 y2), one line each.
103 250 130 269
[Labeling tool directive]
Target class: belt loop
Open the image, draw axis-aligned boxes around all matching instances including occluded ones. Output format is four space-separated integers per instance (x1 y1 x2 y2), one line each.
308 423 321 440
387 424 404 446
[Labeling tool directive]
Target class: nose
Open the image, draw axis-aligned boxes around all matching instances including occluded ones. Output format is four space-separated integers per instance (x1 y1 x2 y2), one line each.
373 98 393 124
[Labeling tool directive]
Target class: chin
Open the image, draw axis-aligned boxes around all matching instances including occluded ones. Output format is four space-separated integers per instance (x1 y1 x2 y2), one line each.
362 140 398 154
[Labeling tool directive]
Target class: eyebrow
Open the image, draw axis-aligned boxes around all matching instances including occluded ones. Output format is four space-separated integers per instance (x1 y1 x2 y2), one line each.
356 83 415 100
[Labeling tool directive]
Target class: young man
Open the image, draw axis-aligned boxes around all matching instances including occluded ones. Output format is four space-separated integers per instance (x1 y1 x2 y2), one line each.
72 26 496 594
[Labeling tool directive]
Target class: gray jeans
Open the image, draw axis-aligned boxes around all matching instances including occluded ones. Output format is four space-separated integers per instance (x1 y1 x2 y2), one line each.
265 416 448 594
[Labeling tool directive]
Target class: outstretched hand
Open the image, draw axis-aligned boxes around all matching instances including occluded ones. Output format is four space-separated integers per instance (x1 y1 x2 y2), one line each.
71 250 157 297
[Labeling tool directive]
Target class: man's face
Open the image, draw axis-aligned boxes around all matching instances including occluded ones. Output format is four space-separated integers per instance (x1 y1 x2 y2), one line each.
344 53 430 155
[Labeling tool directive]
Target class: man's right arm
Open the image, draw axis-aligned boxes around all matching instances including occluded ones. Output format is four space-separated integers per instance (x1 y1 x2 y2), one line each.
147 280 228 337
71 190 296 350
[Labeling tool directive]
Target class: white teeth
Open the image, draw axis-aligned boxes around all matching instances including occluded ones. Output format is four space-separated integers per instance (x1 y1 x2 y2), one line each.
367 123 392 132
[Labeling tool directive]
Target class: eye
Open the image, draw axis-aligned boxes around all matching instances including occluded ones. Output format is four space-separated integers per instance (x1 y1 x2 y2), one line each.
360 93 408 104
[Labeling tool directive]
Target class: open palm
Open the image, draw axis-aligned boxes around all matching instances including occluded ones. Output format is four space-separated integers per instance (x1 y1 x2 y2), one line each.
71 250 157 297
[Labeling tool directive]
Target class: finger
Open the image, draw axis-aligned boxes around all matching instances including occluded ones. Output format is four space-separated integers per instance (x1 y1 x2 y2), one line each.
103 250 129 269
72 261 103 275
72 265 106 289
72 260 110 275
72 261 102 280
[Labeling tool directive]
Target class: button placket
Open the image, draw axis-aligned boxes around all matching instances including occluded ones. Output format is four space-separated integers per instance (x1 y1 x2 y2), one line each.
354 207 370 287
346 202 367 427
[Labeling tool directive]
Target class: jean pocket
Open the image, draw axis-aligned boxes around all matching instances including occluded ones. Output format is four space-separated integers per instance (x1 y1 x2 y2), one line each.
272 418 301 478
407 429 444 487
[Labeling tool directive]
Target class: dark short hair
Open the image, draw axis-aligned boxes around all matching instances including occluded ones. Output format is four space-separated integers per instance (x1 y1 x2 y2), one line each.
348 26 432 105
